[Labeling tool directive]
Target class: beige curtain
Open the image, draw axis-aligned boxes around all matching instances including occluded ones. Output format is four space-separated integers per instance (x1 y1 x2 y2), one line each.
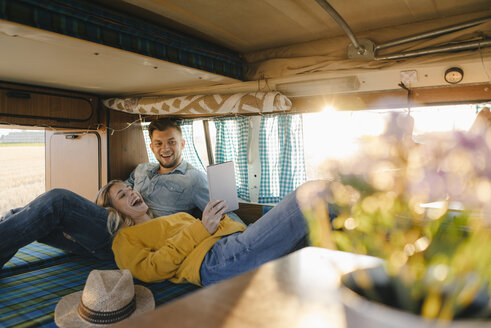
103 92 291 115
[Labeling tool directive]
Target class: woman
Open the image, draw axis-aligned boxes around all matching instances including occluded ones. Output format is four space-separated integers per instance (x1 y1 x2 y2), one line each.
95 180 326 286
0 180 319 277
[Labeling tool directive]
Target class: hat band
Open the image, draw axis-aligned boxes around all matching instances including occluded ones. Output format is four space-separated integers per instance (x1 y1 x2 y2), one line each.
77 296 136 325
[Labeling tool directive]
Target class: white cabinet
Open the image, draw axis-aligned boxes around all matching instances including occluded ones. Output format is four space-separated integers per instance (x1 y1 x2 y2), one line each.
45 130 107 201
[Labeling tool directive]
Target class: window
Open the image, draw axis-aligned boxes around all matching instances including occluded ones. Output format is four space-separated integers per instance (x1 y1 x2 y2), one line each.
302 104 488 180
0 128 45 215
192 120 216 168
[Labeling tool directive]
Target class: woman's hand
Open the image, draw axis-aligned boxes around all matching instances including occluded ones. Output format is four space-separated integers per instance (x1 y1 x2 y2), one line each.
201 200 227 234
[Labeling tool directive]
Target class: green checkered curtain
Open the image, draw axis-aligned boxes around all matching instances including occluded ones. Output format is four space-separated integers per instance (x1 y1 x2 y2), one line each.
477 104 491 111
259 114 306 203
178 120 206 172
142 124 157 164
142 121 205 172
213 117 250 201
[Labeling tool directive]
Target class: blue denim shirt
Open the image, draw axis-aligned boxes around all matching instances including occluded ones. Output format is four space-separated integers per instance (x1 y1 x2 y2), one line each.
125 161 209 217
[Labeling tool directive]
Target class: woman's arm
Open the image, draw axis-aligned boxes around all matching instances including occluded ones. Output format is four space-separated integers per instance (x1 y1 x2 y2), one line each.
112 217 210 282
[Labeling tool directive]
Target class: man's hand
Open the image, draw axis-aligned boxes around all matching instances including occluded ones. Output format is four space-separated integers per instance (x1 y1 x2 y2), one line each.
201 200 227 234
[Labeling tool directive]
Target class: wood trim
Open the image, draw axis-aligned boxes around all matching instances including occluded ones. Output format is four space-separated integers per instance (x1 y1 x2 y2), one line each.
291 83 491 112
411 83 491 105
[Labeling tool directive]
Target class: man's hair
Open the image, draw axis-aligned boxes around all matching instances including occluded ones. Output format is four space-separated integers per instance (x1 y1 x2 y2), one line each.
148 118 182 139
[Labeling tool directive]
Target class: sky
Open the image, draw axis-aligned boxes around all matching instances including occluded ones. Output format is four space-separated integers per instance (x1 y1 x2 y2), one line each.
0 128 21 137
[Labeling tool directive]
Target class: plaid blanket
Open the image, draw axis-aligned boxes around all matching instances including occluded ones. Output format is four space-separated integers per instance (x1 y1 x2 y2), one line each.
0 243 199 327
1 242 72 279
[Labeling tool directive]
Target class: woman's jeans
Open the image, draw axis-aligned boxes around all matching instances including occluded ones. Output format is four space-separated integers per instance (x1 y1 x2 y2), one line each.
0 188 112 268
199 186 309 286
199 180 338 286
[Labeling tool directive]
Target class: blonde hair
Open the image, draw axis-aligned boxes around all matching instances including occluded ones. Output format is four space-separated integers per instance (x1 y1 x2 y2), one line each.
95 180 153 236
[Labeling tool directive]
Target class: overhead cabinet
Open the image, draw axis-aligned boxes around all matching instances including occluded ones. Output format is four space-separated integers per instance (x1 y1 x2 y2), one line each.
0 82 100 129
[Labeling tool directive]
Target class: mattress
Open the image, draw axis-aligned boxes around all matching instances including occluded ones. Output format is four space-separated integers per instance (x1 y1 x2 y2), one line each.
0 243 199 327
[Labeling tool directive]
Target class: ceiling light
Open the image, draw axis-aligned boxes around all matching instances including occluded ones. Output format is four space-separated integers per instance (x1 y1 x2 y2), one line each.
276 76 360 97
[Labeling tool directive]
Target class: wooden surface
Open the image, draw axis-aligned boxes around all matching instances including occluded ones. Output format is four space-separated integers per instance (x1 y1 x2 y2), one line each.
115 247 381 328
108 109 149 180
0 81 99 129
235 202 264 224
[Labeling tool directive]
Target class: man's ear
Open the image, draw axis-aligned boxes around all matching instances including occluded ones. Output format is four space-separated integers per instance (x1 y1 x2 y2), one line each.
181 138 186 149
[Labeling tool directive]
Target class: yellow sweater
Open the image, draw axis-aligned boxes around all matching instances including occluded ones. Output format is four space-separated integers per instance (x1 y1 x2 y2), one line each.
112 213 245 285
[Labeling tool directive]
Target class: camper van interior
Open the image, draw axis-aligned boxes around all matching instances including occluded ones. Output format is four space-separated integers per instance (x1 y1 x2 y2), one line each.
0 0 490 327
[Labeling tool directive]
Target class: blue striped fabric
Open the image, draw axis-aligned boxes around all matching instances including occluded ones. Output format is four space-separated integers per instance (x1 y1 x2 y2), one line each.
258 114 306 203
213 117 250 201
0 251 199 327
0 259 118 327
0 0 243 80
1 242 71 278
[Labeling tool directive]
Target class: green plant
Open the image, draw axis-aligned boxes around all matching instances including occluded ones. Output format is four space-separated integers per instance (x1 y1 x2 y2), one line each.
305 113 491 320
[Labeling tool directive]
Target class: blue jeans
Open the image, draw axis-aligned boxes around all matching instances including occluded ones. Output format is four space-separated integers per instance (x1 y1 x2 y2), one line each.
199 186 309 286
0 188 112 268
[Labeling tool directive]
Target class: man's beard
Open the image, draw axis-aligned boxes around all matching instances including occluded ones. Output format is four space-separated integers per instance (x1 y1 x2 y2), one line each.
158 156 181 169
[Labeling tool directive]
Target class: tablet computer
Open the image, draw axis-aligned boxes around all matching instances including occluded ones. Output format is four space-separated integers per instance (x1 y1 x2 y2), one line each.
207 161 239 213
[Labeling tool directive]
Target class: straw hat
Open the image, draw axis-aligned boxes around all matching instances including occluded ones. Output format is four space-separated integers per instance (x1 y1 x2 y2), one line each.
54 269 155 327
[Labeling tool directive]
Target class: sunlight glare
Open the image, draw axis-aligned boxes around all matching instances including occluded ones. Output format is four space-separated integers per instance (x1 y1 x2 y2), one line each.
303 104 483 180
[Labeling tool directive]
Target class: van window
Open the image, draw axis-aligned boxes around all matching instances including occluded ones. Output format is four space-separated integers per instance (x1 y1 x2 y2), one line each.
302 104 489 180
0 128 45 215
192 120 216 168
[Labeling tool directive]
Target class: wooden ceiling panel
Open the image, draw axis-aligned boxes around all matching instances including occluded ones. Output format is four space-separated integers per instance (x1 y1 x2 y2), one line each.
120 0 334 52
118 0 491 52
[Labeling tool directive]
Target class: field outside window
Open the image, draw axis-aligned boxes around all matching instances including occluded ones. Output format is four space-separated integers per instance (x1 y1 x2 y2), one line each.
0 128 45 215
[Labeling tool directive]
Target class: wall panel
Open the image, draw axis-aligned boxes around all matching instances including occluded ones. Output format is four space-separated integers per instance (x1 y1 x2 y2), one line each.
0 82 99 129
107 109 149 181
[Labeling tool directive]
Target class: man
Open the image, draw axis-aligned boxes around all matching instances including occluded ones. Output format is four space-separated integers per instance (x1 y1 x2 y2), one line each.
125 118 243 223
125 118 209 217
